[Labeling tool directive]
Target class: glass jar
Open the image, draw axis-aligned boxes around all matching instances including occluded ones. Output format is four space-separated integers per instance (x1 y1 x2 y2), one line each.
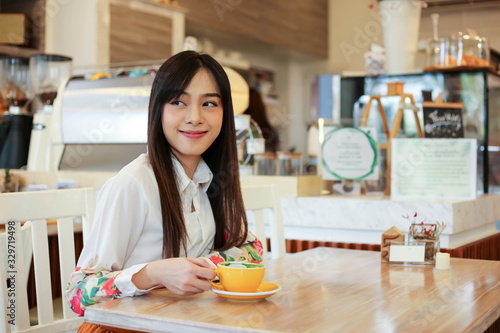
452 32 490 67
425 33 491 69
409 223 441 263
253 153 277 175
276 152 302 176
426 37 452 68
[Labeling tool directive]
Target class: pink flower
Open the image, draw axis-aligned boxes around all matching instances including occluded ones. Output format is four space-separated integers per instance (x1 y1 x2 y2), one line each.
70 289 84 317
209 255 224 266
414 212 417 217
252 239 264 256
102 277 118 296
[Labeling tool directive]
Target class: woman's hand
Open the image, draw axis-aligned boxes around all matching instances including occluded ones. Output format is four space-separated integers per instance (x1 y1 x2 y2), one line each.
132 258 216 295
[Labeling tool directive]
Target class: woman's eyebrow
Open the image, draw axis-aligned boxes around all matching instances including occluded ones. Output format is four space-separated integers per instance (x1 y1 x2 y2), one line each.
178 92 221 99
203 93 221 99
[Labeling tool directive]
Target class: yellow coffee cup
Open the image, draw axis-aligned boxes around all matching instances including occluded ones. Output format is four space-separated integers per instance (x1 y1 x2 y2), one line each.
209 262 265 293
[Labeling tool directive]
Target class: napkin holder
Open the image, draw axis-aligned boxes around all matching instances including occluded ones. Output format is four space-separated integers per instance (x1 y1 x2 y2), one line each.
381 226 404 262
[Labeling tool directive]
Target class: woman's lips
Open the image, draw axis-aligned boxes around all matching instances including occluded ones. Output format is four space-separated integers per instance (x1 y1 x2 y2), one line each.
180 130 208 139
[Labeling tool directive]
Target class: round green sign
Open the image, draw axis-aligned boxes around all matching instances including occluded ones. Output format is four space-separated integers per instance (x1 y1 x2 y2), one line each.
322 127 378 180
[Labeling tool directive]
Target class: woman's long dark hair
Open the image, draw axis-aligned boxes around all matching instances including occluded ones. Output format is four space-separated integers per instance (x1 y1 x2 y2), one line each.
147 51 248 258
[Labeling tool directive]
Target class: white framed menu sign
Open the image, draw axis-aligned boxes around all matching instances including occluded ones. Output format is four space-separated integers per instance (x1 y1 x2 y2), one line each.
322 127 379 180
391 138 477 200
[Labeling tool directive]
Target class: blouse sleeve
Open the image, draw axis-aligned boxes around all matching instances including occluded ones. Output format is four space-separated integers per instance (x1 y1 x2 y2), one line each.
203 229 264 265
65 173 153 316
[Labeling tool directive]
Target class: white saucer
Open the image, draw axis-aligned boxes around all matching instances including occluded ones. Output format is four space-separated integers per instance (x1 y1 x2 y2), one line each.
211 282 281 302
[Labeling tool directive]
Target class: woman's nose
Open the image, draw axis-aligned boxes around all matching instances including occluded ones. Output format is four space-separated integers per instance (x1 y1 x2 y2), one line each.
185 105 203 125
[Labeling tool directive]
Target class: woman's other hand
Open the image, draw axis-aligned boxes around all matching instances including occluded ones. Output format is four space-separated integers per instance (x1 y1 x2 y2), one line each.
132 258 216 295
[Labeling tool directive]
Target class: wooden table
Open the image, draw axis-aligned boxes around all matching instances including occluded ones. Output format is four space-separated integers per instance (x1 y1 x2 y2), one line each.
84 248 500 333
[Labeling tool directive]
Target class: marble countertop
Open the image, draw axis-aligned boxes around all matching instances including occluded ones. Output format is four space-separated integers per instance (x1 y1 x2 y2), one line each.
275 194 500 249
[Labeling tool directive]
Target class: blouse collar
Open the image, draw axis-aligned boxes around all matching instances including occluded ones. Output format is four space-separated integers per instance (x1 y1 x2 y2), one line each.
173 157 213 193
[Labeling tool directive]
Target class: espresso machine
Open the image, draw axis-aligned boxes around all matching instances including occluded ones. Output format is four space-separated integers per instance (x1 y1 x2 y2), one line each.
0 56 32 169
27 54 72 171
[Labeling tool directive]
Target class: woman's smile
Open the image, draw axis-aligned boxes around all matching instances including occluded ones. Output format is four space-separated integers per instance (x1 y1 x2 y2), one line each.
179 130 208 139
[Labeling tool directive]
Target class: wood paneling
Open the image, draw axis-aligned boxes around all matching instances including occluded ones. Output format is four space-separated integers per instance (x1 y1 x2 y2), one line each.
180 0 328 58
110 3 173 63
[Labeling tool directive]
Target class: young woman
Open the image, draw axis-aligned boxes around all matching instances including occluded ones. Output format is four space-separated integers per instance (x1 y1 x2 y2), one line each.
66 51 263 324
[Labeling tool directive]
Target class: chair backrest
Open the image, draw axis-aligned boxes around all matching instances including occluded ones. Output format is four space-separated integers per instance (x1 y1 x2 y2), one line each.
1 222 32 285
241 184 286 261
0 188 95 333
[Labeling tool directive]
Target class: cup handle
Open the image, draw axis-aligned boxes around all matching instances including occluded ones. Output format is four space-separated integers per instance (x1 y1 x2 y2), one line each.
208 279 224 290
208 269 223 290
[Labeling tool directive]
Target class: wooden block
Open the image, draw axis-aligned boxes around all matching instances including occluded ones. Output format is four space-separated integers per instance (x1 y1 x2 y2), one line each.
381 226 405 261
387 82 405 95
0 13 30 46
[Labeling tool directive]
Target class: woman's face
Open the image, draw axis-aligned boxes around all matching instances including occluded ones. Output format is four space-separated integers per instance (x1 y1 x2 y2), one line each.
162 68 224 170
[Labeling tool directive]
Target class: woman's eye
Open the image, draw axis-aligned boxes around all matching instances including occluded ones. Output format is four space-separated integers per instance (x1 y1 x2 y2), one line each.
203 101 218 107
171 100 185 106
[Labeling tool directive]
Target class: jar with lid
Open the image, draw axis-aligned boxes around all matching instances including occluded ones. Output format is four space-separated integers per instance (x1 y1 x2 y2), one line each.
426 37 452 69
452 32 490 67
276 152 302 176
253 152 277 175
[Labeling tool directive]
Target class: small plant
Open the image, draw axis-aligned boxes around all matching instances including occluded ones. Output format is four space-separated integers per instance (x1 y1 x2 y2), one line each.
403 212 446 241
3 169 11 193
403 212 446 262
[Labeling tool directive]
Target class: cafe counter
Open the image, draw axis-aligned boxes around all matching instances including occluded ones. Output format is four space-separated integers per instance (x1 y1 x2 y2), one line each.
278 194 500 260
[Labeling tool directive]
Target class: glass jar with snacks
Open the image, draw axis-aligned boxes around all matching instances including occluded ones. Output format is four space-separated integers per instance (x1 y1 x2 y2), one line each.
425 31 491 71
453 32 490 68
426 37 452 69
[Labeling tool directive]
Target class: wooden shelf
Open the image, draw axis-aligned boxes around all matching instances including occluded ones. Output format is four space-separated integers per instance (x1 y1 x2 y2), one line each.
0 45 43 58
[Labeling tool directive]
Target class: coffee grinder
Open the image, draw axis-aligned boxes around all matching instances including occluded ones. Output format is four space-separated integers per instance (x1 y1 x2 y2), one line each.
0 56 32 169
27 54 72 171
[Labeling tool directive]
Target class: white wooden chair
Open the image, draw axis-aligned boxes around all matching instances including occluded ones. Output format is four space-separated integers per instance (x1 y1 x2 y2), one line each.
241 184 286 261
1 222 32 286
0 188 95 333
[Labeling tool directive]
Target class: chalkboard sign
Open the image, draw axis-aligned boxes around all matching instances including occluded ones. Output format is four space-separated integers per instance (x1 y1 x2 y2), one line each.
423 104 464 138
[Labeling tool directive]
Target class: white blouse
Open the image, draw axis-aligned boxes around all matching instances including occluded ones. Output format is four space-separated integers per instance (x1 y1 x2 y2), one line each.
76 153 216 296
